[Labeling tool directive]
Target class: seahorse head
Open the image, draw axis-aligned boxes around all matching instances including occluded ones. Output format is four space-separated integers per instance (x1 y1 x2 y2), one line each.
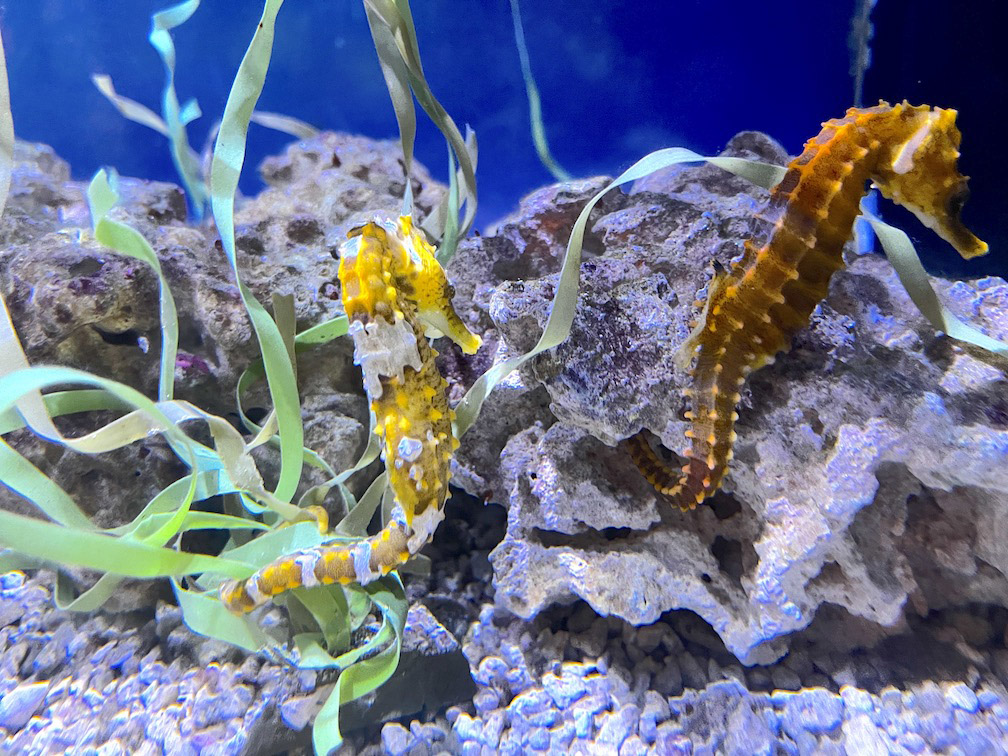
875 105 988 260
389 216 482 355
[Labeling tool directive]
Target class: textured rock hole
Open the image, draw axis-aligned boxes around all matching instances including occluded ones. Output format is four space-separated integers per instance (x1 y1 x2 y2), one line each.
529 525 631 548
490 242 531 282
268 163 293 183
244 406 269 425
179 495 229 557
701 573 711 584
601 526 631 542
285 216 323 243
93 327 142 348
69 258 104 277
178 321 204 350
229 406 270 435
985 399 1008 428
802 408 825 435
236 233 266 257
948 389 1008 430
709 492 741 520
710 536 744 582
810 560 846 590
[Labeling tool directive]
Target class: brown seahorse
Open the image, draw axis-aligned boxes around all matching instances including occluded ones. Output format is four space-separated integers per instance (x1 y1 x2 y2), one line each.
627 101 988 510
220 216 481 612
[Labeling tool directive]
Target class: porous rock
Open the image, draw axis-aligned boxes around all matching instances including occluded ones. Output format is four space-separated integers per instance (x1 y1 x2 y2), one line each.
0 132 449 531
447 131 1008 664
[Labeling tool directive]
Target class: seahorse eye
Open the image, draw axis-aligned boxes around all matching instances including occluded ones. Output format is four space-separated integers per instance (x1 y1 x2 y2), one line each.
946 185 969 217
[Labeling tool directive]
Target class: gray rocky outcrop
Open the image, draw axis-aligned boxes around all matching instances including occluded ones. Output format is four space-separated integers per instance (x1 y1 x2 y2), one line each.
447 132 1008 665
4 127 1008 753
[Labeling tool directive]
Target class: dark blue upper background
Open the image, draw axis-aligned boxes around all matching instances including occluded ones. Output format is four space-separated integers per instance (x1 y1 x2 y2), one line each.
1 0 1003 275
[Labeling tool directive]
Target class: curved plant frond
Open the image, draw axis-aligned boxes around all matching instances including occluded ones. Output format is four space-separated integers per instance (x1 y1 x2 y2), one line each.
363 0 478 257
509 0 571 182
455 147 1006 439
93 1 208 217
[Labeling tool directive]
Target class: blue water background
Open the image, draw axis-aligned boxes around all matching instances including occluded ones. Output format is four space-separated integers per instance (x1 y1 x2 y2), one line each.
1 0 1003 275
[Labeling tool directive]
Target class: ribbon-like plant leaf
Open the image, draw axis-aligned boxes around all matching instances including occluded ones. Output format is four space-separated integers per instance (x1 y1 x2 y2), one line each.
209 0 305 505
509 0 571 182
454 147 1007 439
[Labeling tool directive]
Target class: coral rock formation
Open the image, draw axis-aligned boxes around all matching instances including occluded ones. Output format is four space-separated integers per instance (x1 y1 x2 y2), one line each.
448 131 1008 665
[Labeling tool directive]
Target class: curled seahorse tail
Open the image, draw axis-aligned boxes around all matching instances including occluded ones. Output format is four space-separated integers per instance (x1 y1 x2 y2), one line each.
219 520 413 613
623 432 690 505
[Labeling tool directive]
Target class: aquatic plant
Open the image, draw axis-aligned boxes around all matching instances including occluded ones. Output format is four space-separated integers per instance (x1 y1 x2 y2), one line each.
0 2 471 751
509 0 571 183
848 0 878 107
92 0 209 218
0 2 577 750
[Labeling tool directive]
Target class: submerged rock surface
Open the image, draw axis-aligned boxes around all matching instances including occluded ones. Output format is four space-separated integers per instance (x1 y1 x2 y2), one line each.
448 131 1008 666
2 129 1007 753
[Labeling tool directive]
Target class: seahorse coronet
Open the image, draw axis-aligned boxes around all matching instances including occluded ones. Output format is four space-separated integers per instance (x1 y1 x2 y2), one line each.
627 100 987 511
220 215 480 613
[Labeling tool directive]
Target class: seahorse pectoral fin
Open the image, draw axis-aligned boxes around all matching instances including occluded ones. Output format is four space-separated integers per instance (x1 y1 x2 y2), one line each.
674 327 702 374
675 270 729 372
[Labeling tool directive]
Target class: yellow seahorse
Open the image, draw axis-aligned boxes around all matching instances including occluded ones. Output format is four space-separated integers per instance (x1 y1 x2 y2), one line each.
220 216 481 612
627 101 987 510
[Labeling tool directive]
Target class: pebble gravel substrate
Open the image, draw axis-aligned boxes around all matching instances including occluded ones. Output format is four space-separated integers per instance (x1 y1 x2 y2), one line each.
3 492 1008 755
345 494 1008 755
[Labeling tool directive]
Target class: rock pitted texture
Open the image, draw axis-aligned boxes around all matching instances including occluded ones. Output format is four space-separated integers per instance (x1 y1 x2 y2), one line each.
4 129 1008 754
447 131 1008 665
0 134 451 528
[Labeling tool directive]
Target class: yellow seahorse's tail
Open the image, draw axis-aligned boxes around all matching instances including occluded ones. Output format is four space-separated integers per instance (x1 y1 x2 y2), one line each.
219 519 413 613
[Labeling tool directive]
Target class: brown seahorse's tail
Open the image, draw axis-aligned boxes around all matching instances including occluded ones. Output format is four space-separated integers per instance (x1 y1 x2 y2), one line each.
623 365 744 512
623 432 690 502
677 394 737 507
219 520 413 613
